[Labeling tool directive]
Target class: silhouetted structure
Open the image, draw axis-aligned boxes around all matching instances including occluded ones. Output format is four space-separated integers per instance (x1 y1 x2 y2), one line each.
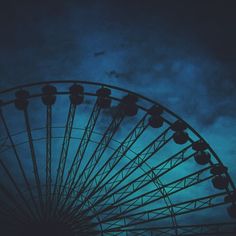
0 81 235 235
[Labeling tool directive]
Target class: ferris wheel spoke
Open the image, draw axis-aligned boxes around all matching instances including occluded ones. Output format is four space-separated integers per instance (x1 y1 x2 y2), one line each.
72 113 149 206
95 191 229 231
0 159 39 220
23 109 44 215
45 104 52 215
0 137 8 152
91 129 173 204
0 197 28 228
0 182 34 224
61 111 124 215
0 110 41 217
82 147 196 218
173 222 236 236
63 193 105 233
88 145 194 212
52 103 76 208
102 222 236 235
67 101 101 186
62 127 173 222
0 200 13 218
60 101 101 203
89 166 212 221
74 110 124 195
75 128 173 214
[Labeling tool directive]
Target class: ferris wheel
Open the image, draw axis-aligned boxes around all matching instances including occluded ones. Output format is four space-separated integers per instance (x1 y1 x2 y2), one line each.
0 81 235 235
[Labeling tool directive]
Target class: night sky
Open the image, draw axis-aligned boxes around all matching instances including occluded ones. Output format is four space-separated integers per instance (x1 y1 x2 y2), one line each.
0 0 236 196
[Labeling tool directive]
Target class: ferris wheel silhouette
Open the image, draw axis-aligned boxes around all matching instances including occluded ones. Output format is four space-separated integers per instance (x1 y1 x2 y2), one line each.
0 81 235 235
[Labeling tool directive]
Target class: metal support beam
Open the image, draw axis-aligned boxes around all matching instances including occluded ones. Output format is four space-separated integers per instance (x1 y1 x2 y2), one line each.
73 113 149 208
97 191 229 231
85 166 212 224
89 145 194 213
57 101 101 212
73 111 124 193
77 147 196 220
60 110 124 215
0 109 40 219
0 182 31 224
45 105 52 217
102 222 236 235
53 103 76 208
24 109 44 215
72 127 172 217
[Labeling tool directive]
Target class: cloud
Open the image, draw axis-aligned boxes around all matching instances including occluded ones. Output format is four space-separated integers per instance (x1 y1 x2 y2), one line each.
0 2 236 231
0 1 235 132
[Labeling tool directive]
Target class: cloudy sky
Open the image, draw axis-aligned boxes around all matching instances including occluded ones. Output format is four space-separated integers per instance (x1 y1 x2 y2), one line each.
0 0 236 186
1 0 235 177
0 1 236 232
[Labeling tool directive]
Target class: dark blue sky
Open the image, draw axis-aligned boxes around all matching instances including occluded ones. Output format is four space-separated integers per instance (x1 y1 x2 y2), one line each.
0 0 236 178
